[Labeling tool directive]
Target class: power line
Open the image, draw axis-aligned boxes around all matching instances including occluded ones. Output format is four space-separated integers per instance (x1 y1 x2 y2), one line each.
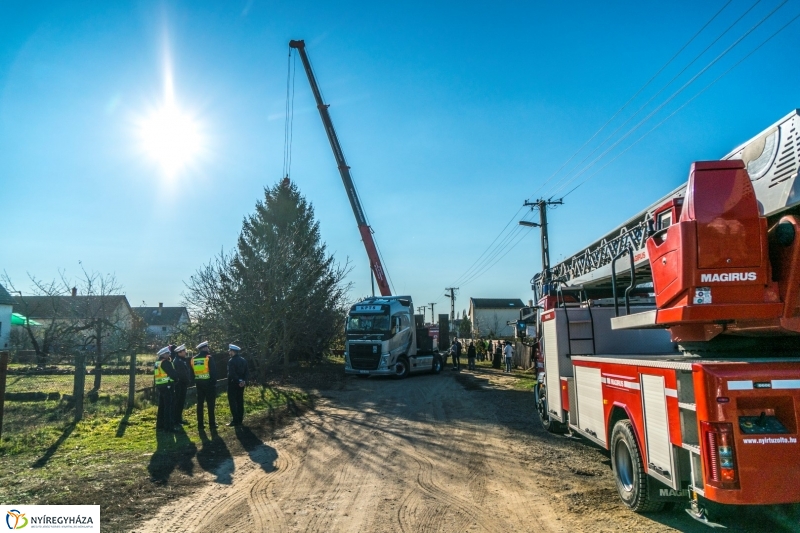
561 8 800 200
541 0 764 200
548 0 789 198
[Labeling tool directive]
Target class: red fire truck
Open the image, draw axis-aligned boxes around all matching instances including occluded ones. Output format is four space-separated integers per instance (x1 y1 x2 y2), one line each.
533 110 800 523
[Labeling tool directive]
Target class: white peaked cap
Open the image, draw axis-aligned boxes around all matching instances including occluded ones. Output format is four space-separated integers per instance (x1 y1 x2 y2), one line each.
196 341 209 350
157 346 171 357
229 344 241 351
175 344 186 352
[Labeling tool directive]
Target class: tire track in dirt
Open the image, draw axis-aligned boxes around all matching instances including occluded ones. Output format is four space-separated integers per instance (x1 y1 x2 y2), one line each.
247 448 296 532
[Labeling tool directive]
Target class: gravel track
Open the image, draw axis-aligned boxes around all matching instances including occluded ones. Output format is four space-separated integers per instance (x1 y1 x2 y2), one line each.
135 367 799 532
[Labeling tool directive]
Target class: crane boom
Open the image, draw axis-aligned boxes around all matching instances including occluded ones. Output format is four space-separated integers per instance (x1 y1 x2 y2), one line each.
289 39 391 296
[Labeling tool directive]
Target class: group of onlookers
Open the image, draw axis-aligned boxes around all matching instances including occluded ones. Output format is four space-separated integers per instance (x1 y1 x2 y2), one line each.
449 338 514 372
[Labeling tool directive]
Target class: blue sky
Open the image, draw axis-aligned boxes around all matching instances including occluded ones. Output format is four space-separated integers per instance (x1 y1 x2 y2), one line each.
1 0 798 319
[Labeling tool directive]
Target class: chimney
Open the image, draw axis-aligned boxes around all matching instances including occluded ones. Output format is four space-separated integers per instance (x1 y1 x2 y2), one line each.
158 302 163 315
71 287 77 297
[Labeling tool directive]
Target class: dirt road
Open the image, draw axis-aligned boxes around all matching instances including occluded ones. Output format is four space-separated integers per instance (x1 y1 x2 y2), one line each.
136 367 798 532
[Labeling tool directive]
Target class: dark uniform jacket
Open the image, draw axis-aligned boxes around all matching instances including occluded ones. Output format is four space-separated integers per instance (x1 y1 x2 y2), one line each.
173 355 192 384
227 354 248 384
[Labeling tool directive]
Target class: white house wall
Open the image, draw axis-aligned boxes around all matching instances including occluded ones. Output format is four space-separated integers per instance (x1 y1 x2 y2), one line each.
472 308 519 337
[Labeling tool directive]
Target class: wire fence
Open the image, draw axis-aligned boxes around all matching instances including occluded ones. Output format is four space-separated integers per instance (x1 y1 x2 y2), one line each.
0 350 230 438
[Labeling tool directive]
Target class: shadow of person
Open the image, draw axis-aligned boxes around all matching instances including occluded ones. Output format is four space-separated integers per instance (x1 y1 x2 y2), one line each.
234 425 277 474
196 427 234 484
147 430 178 484
173 427 198 477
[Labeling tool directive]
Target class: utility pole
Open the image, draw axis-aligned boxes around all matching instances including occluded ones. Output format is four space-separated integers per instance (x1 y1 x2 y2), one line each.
521 198 562 293
417 306 426 323
429 303 436 325
444 287 459 328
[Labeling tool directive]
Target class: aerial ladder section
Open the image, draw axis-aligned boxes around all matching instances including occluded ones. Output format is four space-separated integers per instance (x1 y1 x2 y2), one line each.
289 39 392 296
541 109 800 294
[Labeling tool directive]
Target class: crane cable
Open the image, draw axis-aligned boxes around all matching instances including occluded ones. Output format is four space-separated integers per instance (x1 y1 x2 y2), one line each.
283 47 297 180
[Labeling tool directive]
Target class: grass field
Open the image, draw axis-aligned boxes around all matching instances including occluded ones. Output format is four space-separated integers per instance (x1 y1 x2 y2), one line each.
0 357 345 531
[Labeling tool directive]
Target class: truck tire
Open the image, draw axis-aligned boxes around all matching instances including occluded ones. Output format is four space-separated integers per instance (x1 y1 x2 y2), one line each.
431 355 443 374
610 420 665 513
394 356 410 379
536 384 566 434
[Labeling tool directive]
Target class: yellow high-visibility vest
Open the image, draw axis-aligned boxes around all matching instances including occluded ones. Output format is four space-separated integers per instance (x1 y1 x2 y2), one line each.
192 355 211 380
154 361 173 386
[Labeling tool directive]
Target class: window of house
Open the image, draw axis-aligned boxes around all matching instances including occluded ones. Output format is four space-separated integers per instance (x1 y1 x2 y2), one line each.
162 326 167 332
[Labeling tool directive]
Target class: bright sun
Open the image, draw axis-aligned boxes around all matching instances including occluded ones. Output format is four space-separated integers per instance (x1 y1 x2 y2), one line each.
138 102 203 177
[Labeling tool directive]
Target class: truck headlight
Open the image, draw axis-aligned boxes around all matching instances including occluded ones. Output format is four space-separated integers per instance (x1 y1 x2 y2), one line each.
379 354 390 368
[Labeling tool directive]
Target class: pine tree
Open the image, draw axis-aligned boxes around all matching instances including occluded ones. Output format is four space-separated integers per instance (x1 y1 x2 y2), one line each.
186 178 350 381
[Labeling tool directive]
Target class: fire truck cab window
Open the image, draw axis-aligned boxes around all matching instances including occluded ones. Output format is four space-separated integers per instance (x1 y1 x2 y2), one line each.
658 210 672 231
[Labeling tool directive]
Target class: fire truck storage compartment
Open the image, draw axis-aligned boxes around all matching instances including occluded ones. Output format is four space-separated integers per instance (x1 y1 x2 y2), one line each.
641 373 678 489
543 313 571 422
574 365 606 445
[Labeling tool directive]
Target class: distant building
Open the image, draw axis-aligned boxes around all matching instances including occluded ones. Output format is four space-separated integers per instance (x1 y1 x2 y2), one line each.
469 298 526 338
12 292 135 331
134 303 190 341
0 284 14 350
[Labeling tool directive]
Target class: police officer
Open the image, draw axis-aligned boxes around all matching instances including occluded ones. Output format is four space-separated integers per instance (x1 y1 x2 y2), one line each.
154 346 180 432
172 344 192 425
193 341 218 430
226 344 248 427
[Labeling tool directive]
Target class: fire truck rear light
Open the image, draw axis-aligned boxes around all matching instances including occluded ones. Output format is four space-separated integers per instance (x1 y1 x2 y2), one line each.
701 421 739 489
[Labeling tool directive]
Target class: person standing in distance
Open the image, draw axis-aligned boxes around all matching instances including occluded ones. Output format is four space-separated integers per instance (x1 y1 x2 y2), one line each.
193 341 218 430
172 344 192 425
154 346 180 432
503 341 514 373
467 341 477 371
227 344 248 427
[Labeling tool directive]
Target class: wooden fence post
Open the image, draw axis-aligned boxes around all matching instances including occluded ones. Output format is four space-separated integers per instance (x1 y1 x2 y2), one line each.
0 351 8 439
126 351 137 415
73 352 86 422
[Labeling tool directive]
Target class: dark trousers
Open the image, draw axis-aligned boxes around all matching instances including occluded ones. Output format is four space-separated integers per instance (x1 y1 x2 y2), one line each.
156 385 175 430
492 352 502 369
452 354 461 370
468 357 476 370
196 381 216 427
228 381 245 424
174 381 188 423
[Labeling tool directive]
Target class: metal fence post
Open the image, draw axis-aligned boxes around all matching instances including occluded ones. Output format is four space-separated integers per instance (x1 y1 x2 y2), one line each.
0 351 8 439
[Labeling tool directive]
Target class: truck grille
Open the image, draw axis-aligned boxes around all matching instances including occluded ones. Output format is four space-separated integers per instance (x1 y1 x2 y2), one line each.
349 343 381 370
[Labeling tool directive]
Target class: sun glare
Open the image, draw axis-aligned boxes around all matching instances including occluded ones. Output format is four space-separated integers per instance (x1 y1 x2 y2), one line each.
138 102 203 177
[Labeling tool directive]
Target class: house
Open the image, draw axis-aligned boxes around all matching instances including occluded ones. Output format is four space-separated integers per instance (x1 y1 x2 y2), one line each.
0 284 14 351
12 292 135 331
134 303 190 341
469 298 526 339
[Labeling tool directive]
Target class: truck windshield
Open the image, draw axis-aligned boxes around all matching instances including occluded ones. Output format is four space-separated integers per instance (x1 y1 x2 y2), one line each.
347 314 390 333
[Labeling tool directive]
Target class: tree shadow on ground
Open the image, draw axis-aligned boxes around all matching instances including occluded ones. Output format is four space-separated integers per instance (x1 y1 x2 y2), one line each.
234 425 277 474
196 428 234 484
32 422 75 469
147 428 198 484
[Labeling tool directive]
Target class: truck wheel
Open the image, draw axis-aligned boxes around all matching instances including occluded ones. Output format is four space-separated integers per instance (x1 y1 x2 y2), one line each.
431 355 443 374
537 384 566 434
610 420 665 513
394 356 410 379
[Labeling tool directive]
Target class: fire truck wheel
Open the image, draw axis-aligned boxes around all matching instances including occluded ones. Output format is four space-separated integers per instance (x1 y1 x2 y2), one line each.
537 384 566 434
431 355 443 374
611 420 665 513
394 356 410 379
